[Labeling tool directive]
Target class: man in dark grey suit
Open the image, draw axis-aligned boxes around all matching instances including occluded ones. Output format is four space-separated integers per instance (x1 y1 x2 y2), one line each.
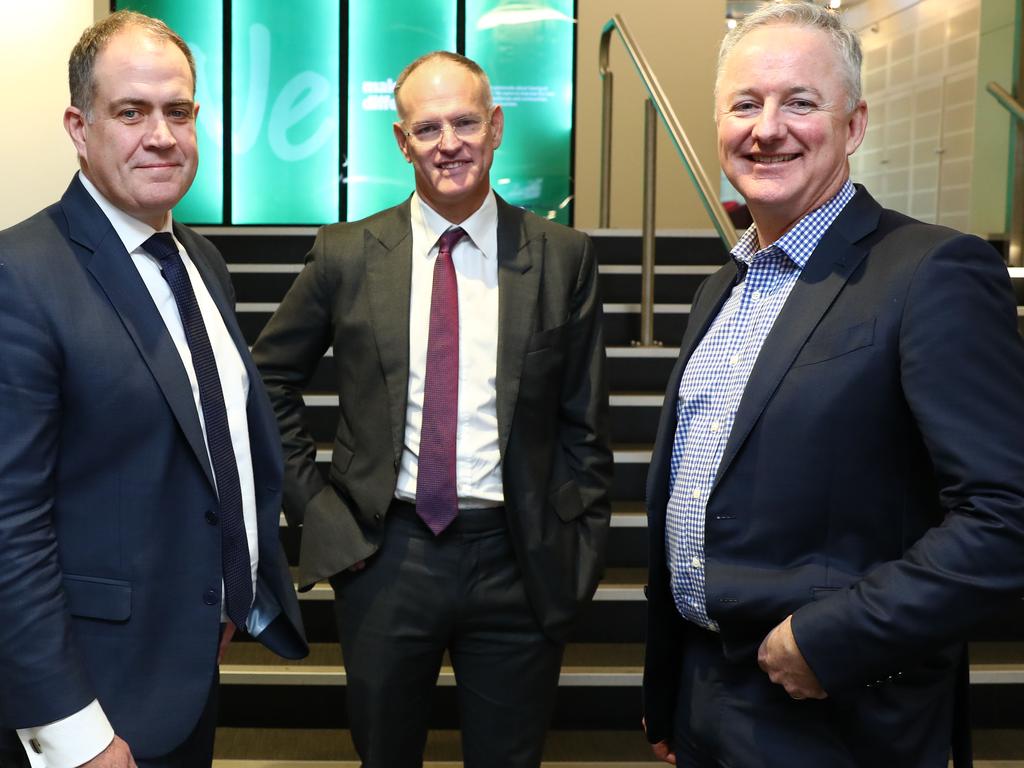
253 51 612 768
0 11 306 768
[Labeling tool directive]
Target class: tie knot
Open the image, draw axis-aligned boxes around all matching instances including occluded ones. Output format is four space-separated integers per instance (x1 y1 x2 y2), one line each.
437 227 466 256
143 232 179 262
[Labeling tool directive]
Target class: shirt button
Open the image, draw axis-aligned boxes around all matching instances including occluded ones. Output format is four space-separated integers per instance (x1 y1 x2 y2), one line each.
710 421 720 433
690 556 702 569
691 488 702 499
203 588 218 606
751 290 761 301
729 354 740 366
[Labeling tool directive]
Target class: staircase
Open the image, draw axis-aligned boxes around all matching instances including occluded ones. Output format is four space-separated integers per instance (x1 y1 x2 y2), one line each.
207 227 1024 767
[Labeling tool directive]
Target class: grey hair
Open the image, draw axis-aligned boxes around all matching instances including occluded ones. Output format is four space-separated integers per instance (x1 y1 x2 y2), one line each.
393 51 494 120
716 0 863 113
69 10 196 121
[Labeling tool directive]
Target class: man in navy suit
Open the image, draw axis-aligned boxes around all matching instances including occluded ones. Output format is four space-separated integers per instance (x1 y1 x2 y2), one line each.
0 11 305 768
643 2 1024 766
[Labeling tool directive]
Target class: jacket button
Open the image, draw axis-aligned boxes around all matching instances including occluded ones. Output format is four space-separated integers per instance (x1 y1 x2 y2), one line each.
203 588 218 605
205 510 219 525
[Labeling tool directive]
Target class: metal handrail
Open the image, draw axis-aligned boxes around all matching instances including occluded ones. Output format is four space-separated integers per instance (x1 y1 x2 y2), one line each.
987 81 1024 123
599 14 738 345
987 81 1024 266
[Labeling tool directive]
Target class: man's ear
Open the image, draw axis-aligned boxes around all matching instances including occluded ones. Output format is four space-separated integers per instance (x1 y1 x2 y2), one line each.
393 121 412 163
845 99 868 157
64 106 89 162
489 104 504 150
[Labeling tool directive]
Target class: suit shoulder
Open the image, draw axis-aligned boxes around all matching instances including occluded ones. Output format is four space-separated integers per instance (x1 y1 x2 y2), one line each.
519 208 591 248
316 202 409 249
0 202 67 255
871 209 999 265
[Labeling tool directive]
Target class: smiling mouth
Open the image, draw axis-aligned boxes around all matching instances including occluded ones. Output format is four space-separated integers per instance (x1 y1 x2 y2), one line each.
749 153 800 164
437 160 470 171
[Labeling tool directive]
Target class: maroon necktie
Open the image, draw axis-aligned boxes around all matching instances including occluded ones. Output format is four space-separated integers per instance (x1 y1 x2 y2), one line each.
416 227 466 535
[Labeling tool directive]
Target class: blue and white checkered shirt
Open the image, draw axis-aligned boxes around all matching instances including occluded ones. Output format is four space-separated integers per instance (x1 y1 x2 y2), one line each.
666 181 856 630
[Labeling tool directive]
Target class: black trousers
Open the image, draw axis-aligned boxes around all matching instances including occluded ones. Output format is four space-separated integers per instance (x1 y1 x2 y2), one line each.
331 502 564 768
670 623 956 768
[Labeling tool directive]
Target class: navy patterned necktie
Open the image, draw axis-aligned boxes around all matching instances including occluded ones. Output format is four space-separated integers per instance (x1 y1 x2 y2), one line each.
415 227 466 535
143 232 252 629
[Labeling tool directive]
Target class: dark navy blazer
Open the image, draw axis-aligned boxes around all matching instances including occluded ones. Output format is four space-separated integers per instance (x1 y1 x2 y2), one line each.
0 177 306 757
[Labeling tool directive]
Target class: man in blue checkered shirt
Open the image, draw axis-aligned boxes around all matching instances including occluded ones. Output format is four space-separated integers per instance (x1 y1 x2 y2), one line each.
642 2 1024 766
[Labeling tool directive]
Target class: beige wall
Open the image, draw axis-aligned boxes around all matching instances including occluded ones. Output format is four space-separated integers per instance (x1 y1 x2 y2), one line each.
0 1 96 229
574 1 725 230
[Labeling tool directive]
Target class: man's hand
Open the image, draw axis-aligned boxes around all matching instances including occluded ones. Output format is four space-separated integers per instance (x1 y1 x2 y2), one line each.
79 736 136 767
757 614 827 700
650 740 677 764
642 717 676 764
218 621 237 664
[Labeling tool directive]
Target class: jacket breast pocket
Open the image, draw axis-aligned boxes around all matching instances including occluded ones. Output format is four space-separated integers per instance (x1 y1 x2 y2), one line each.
793 318 875 368
64 574 132 622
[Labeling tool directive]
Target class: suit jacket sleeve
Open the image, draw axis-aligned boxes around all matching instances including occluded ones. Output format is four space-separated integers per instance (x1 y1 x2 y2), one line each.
0 251 96 728
560 234 614 536
792 234 1024 691
252 228 335 525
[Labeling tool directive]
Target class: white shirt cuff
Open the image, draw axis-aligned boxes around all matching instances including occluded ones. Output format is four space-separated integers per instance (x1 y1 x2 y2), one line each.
17 700 114 768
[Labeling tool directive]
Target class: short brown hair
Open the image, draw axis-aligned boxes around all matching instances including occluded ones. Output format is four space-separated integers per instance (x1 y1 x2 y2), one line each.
69 10 196 120
393 51 493 120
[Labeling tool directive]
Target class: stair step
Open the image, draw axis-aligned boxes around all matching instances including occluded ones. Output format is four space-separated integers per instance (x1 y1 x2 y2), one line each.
222 641 1024 688
212 727 657 763
290 567 646 604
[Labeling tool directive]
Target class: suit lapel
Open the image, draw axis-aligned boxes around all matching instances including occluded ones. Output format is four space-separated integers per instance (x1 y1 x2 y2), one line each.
64 179 216 489
647 263 738 514
712 189 881 488
495 197 541 459
365 202 414 462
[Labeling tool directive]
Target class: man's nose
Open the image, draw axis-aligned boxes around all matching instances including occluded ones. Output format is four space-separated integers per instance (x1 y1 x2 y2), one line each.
752 104 787 142
437 124 463 151
144 117 177 148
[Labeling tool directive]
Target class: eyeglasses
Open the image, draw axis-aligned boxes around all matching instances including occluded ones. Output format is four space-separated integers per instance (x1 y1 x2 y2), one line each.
402 115 490 145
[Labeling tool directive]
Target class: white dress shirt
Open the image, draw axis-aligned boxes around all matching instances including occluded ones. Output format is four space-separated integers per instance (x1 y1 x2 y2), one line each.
394 191 504 507
18 172 260 767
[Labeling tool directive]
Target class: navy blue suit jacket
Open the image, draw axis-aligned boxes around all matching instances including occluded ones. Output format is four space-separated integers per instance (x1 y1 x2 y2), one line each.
643 186 1024 756
0 177 306 757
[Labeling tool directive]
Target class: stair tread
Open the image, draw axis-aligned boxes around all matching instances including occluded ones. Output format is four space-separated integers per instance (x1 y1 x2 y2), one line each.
224 642 645 669
213 727 657 762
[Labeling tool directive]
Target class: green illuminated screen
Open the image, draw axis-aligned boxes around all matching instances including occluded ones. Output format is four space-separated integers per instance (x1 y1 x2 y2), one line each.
231 0 340 224
346 0 456 221
466 0 575 224
116 0 223 224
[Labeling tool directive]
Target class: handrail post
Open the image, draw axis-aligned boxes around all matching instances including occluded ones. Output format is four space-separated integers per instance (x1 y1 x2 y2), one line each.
638 98 659 347
600 71 613 229
1011 112 1024 266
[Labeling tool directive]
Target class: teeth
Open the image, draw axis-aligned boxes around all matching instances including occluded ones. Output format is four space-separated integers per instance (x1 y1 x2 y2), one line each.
439 161 467 169
751 154 797 164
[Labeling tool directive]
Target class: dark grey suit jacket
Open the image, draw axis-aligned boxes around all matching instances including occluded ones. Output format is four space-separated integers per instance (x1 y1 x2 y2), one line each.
0 176 307 758
254 194 613 641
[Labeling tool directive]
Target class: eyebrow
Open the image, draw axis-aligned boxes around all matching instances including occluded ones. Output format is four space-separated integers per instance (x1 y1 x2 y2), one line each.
107 97 195 111
727 85 825 101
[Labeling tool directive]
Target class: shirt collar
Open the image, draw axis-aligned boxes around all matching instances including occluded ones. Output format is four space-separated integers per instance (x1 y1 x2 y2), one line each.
77 171 174 255
730 179 856 272
411 189 497 260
